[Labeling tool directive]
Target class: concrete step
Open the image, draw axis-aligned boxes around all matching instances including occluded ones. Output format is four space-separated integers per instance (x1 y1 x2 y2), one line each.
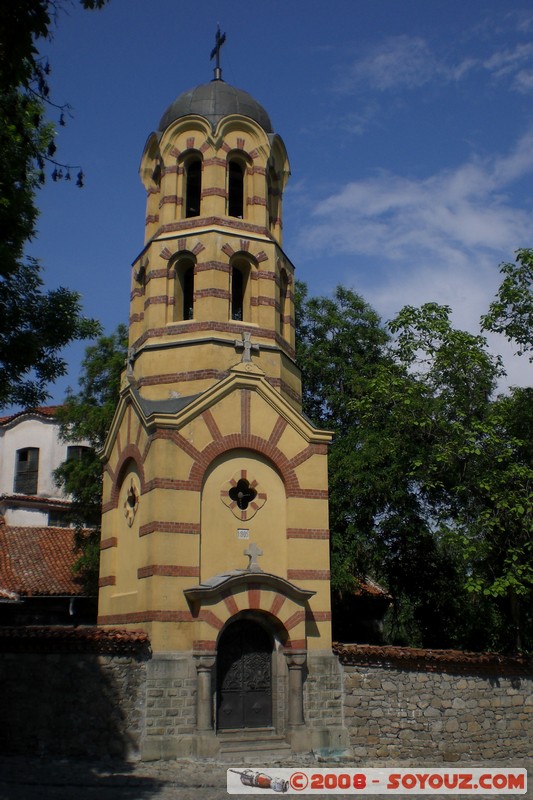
218 729 292 762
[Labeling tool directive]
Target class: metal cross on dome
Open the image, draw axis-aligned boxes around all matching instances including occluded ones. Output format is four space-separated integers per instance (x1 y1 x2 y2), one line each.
244 542 263 572
210 25 226 80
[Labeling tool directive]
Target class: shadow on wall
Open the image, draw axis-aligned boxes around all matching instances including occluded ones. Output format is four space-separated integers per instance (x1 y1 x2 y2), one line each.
0 626 160 793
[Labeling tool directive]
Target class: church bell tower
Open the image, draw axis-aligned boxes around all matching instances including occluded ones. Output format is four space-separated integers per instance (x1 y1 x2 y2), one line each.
98 43 346 759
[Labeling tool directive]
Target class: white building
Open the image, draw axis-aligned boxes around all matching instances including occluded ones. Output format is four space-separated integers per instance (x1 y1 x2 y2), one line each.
0 406 89 527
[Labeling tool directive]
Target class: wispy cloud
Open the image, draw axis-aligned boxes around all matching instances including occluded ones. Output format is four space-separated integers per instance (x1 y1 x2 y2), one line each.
338 36 440 93
296 132 533 387
339 32 533 98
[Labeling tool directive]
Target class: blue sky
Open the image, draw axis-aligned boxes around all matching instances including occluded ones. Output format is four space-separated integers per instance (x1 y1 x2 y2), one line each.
27 0 533 406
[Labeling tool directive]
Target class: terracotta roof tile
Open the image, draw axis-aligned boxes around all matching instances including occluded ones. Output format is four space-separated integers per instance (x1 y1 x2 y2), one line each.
0 405 61 426
0 524 84 597
333 643 533 676
0 626 150 654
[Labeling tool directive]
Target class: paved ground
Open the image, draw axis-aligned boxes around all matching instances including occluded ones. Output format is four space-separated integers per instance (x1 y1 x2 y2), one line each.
0 755 530 800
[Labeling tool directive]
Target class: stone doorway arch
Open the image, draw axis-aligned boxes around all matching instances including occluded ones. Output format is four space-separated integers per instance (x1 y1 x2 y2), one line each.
216 618 273 730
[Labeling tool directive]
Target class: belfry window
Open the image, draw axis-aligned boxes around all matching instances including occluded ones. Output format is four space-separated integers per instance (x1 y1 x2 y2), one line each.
173 256 195 321
228 161 244 218
185 158 201 218
279 268 289 336
231 264 246 321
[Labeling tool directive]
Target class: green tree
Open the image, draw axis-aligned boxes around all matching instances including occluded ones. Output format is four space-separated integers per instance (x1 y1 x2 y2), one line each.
482 248 533 360
54 324 128 595
297 282 532 652
0 1 109 409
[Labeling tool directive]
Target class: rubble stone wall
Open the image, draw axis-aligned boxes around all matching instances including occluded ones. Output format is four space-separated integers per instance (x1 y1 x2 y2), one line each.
338 648 533 762
0 651 148 759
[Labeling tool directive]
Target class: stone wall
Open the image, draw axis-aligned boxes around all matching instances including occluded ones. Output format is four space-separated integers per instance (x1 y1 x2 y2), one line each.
335 644 533 763
0 627 149 760
141 654 197 760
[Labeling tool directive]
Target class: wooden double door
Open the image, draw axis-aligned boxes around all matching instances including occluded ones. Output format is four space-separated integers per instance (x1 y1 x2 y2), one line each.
216 619 272 729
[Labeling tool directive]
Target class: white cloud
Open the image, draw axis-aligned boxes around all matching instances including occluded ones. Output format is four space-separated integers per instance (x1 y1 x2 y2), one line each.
296 133 533 388
339 36 438 92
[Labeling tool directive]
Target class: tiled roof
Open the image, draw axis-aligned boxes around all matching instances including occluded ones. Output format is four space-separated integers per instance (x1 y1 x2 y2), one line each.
0 405 60 426
0 626 150 654
354 576 392 599
333 643 533 676
0 523 84 597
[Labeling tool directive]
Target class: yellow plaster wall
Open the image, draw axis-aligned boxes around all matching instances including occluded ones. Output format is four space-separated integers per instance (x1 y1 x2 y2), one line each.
200 449 287 580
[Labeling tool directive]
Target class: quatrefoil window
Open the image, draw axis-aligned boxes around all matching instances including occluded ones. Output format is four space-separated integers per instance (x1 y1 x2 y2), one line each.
229 478 257 510
123 479 140 527
221 470 267 521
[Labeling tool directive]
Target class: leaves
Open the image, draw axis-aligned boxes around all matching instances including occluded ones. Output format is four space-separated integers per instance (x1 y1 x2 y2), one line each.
298 269 533 652
482 248 533 360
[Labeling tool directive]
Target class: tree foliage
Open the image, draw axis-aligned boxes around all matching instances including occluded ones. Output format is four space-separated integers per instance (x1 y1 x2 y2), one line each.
297 257 533 653
54 324 128 594
0 1 109 409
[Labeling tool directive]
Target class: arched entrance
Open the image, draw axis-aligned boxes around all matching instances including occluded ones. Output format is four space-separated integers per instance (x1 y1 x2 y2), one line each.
216 619 272 729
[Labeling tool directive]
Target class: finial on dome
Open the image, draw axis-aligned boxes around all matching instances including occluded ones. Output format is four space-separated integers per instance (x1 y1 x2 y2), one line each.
210 25 226 81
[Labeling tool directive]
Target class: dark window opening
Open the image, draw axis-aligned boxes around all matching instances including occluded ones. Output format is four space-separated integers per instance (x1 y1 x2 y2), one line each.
182 265 194 320
185 159 201 218
231 266 244 321
280 269 288 335
229 479 257 510
228 161 244 218
67 445 91 462
14 447 39 495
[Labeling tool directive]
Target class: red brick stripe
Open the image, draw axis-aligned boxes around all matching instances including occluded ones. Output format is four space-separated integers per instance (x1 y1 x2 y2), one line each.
139 521 200 537
100 537 117 550
98 575 116 587
137 565 200 578
287 569 330 580
286 528 329 539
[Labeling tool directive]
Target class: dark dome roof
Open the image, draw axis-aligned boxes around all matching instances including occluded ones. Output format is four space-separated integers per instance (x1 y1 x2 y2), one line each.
158 80 273 133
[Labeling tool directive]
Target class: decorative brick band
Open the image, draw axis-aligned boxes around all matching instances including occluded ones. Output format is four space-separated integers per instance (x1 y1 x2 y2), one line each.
202 187 226 198
287 569 330 580
268 417 287 447
248 584 261 609
145 268 167 282
98 575 116 587
194 288 231 301
203 157 226 168
222 591 239 616
286 528 329 539
199 609 225 631
139 521 201 537
144 295 168 309
156 216 271 238
193 639 217 651
282 610 306 630
289 444 328 469
137 565 200 578
248 196 267 207
137 369 226 387
241 390 251 436
269 593 286 617
202 409 223 441
145 214 159 225
195 260 230 273
144 478 196 492
159 195 178 207
306 610 332 622
100 537 118 550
